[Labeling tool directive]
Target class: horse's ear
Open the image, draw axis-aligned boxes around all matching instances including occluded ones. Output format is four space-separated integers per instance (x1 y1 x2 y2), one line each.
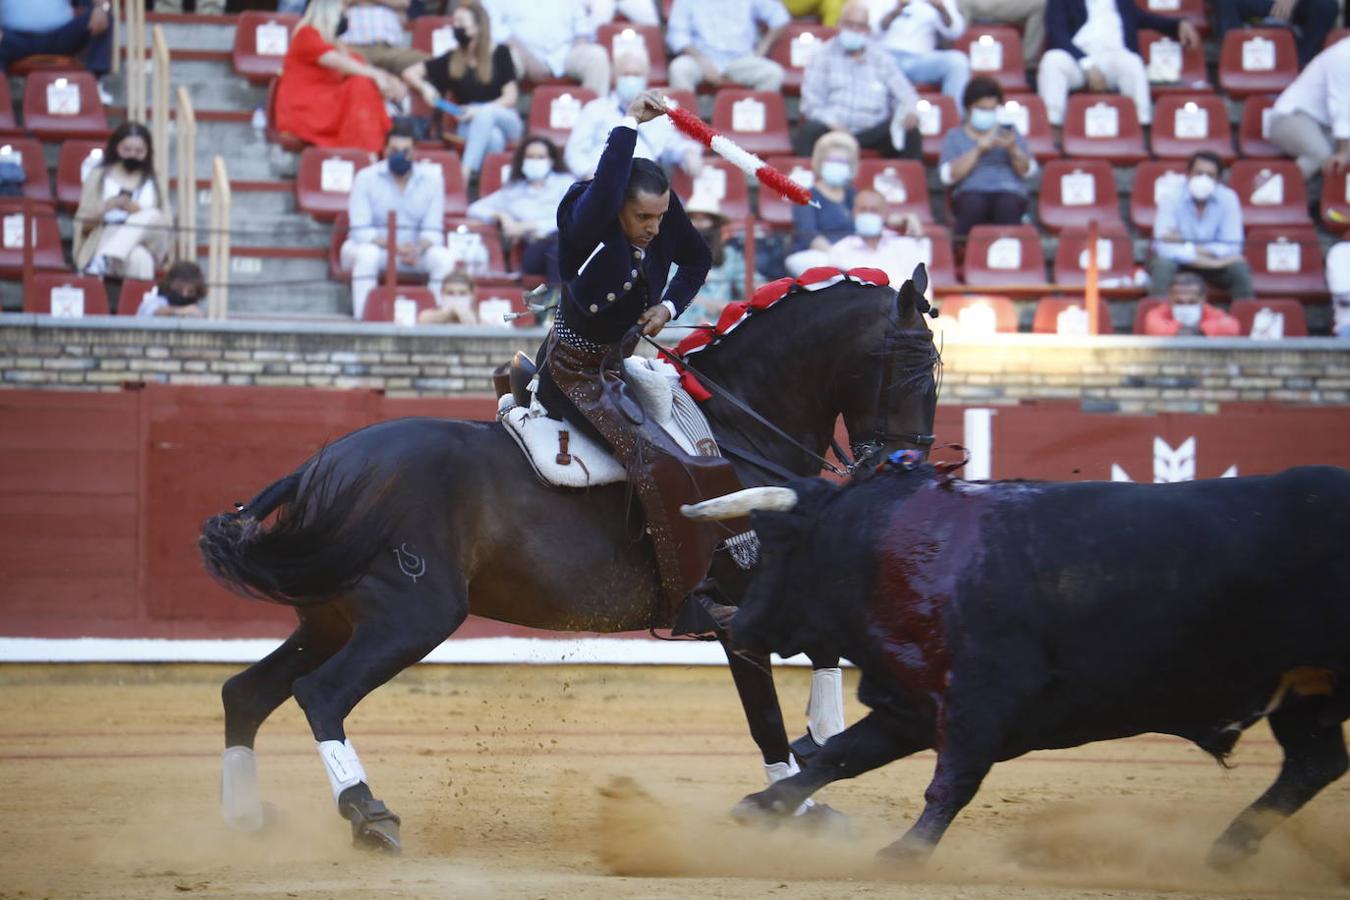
899 263 932 318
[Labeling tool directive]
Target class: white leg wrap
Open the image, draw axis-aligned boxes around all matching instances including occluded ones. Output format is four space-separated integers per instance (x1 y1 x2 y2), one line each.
317 739 367 806
764 756 815 815
807 667 846 746
221 746 264 832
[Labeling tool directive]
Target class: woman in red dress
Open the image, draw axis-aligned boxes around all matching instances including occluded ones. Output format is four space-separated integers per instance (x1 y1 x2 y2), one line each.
275 0 406 153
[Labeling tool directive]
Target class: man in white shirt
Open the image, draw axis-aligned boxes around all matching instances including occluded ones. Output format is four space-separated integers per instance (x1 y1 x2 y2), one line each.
869 0 970 103
827 189 931 288
564 50 703 178
482 0 610 94
666 0 789 92
1269 37 1350 182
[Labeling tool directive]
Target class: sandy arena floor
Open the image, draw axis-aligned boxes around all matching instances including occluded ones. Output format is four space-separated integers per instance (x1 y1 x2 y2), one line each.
0 662 1348 899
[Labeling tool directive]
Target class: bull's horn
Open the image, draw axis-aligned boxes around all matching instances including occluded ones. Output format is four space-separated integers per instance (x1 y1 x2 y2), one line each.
681 486 798 520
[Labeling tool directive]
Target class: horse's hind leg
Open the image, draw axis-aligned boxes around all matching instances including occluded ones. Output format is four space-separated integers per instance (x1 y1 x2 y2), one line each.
220 607 351 831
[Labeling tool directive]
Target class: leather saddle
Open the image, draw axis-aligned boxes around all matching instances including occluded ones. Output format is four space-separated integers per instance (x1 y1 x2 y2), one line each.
492 351 550 414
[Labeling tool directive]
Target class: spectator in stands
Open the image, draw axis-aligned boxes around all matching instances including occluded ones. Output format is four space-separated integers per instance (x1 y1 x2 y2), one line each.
585 0 661 26
1214 0 1335 68
419 271 480 324
1143 271 1240 337
153 0 224 14
340 122 454 319
136 260 207 318
681 191 746 324
784 0 847 25
73 122 173 282
1148 151 1252 299
826 189 929 287
403 2 521 183
939 75 1035 238
482 0 610 94
1268 37 1350 183
565 49 703 179
1037 0 1199 127
872 0 970 104
340 1 427 77
467 135 574 286
955 0 1046 66
666 0 788 93
1328 242 1350 337
796 2 920 159
786 131 859 276
0 0 114 86
275 0 404 154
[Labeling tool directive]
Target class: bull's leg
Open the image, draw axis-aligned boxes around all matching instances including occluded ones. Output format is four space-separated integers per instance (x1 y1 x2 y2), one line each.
882 740 995 863
220 609 351 831
1208 697 1349 869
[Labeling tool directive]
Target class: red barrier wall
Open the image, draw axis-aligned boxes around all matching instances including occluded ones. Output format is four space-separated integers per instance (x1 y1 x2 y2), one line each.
2 386 1349 640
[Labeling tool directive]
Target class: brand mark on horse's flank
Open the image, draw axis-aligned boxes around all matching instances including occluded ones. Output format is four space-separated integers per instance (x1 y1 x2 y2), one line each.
393 543 426 583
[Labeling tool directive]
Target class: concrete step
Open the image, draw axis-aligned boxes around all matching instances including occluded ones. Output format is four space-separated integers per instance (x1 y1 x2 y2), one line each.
105 60 268 112
190 192 332 250
180 119 298 181
219 255 348 316
142 19 238 53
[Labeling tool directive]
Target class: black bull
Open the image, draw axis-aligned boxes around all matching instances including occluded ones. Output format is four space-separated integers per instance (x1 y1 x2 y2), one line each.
689 463 1350 865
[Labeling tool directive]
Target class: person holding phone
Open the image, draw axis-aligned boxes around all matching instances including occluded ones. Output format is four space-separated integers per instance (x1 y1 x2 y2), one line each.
937 76 1035 238
73 120 173 280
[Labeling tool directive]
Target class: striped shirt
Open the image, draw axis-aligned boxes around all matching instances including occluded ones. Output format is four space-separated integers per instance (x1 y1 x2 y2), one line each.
800 37 918 135
339 4 408 48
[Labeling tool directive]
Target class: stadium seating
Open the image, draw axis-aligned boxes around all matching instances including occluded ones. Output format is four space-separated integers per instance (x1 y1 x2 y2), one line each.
1141 0 1208 31
1150 94 1235 162
933 294 1018 334
1326 28 1350 49
1139 30 1209 93
1132 297 1166 333
526 85 598 148
232 11 299 84
758 156 812 228
1319 166 1350 233
1032 296 1091 334
117 279 156 316
295 147 375 221
672 158 751 222
23 272 109 316
413 149 469 217
22 71 109 141
1061 94 1146 164
597 23 671 86
1052 226 1136 287
953 27 1028 92
0 79 19 136
0 139 55 204
1237 94 1283 159
1230 298 1308 336
54 140 104 210
922 224 956 286
1002 94 1058 162
329 214 511 284
1129 159 1188 234
915 94 958 162
856 159 931 223
766 23 836 96
711 89 793 157
1218 28 1298 98
0 200 66 277
1037 160 1121 232
474 284 531 327
477 151 515 200
362 285 438 323
1243 226 1327 298
410 16 456 56
962 224 1046 287
1229 159 1310 227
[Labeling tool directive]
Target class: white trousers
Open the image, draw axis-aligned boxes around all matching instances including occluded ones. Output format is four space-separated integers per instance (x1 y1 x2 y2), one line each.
92 208 173 279
1038 48 1152 126
668 54 784 92
340 239 455 320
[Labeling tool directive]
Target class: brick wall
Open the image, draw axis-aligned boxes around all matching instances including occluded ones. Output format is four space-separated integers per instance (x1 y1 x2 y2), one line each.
1 316 1348 413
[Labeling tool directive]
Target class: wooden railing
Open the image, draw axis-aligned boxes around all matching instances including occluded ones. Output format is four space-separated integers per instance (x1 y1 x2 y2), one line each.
207 157 232 320
175 86 198 261
123 0 148 122
150 25 171 215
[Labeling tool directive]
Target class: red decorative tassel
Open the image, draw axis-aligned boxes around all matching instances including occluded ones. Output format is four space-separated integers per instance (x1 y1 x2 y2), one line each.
663 102 812 207
664 104 715 149
754 164 813 207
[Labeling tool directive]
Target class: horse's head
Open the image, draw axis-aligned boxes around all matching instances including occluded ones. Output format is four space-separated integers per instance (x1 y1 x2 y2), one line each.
839 263 940 471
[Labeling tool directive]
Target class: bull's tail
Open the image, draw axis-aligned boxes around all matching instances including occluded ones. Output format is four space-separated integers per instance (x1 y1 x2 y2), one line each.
198 464 398 606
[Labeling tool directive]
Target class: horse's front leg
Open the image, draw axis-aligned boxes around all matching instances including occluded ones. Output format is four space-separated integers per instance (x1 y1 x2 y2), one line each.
792 655 846 764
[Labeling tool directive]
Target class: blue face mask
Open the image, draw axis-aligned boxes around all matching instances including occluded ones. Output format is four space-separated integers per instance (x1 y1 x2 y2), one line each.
615 75 647 106
969 108 998 132
838 29 867 52
387 150 413 176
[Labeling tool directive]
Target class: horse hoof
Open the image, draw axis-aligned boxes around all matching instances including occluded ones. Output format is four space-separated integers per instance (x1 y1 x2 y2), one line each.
1206 838 1254 873
343 798 402 855
791 801 850 835
730 790 793 826
876 838 932 868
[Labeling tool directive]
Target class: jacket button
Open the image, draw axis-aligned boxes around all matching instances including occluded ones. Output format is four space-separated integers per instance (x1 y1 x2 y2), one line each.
589 303 599 313
606 292 616 301
623 281 632 291
632 249 641 258
630 269 638 278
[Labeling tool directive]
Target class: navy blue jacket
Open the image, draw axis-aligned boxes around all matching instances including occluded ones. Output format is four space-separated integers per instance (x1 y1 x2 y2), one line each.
1045 0 1181 59
556 123 711 345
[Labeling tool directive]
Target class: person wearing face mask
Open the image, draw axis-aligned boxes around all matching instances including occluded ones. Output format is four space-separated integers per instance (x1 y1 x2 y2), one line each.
873 0 971 105
136 260 207 318
786 131 862 276
74 121 174 281
467 135 576 286
1149 151 1252 299
418 271 480 325
564 50 703 180
938 76 1035 239
795 1 921 159
402 2 521 182
826 189 930 287
341 122 455 320
1143 271 1239 337
679 190 750 324
337 0 427 77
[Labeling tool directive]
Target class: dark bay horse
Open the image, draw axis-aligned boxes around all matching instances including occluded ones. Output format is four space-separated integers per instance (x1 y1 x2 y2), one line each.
199 272 939 852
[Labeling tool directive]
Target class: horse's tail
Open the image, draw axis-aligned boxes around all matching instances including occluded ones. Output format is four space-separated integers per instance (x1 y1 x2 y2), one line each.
198 463 399 606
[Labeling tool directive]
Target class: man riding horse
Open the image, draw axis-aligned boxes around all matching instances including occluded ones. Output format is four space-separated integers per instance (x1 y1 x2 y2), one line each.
534 89 743 620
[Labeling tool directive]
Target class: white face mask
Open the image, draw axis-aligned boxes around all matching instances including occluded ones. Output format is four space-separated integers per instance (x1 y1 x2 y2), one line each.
1172 303 1202 328
837 28 867 52
820 160 851 188
854 212 883 238
521 157 552 182
1188 173 1216 202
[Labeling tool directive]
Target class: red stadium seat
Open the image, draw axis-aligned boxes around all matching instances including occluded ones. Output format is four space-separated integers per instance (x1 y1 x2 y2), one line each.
445 219 511 282
0 78 19 136
962 224 1045 287
914 94 959 162
953 27 1028 92
477 151 515 200
661 89 700 118
0 138 54 203
474 284 532 327
414 149 469 217
1150 94 1234 162
1052 225 1135 287
1141 0 1209 31
1230 159 1310 227
672 158 751 222
711 89 792 157
766 23 836 96
1132 296 1166 333
1032 296 1091 334
1061 94 1146 164
54 139 104 209
856 159 931 223
597 22 672 85
410 16 457 57
1244 226 1326 298
934 294 1019 333
265 78 305 152
758 155 813 228
1218 28 1298 98
117 279 156 316
1230 298 1308 336
1326 29 1350 49
1129 159 1188 235
921 224 957 287
362 285 438 324
526 85 598 147
0 201 65 277
1237 94 1284 159
1320 164 1350 232
24 273 109 316
22 70 109 141
295 146 375 221
1037 159 1121 233
1139 30 1209 93
232 11 299 84
1001 94 1058 162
